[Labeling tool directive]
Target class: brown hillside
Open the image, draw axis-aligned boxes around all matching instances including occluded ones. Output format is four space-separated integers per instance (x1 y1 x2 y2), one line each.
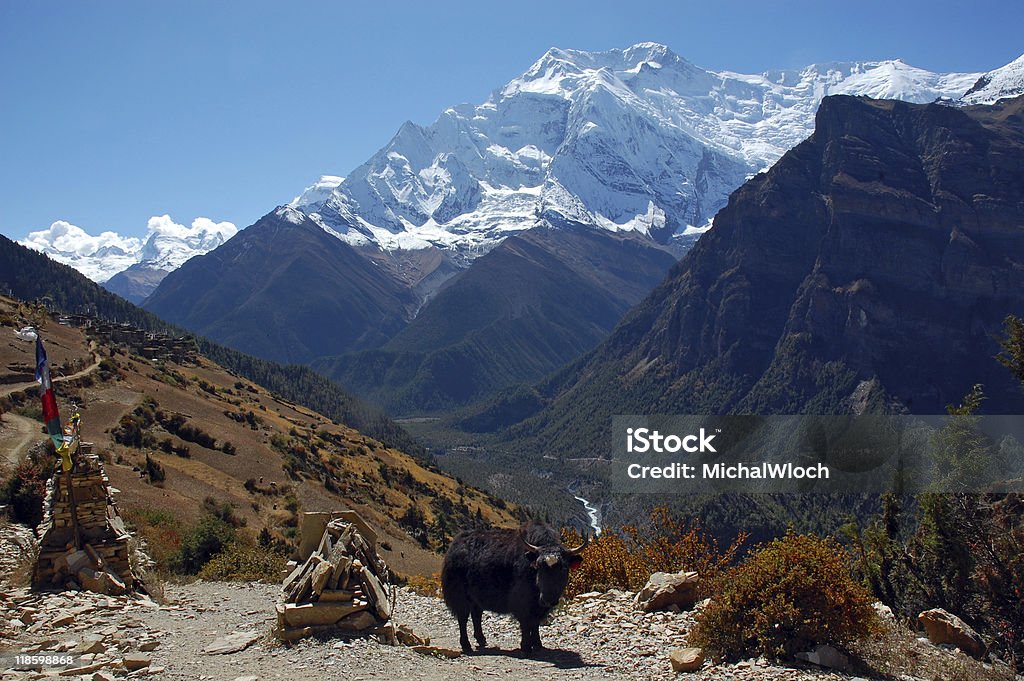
0 295 518 579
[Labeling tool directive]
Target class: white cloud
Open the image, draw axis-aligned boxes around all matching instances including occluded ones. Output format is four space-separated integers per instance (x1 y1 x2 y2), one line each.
145 215 237 242
19 215 238 282
21 220 141 259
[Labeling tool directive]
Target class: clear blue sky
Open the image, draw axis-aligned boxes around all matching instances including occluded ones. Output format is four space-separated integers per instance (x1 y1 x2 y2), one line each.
1 0 1021 241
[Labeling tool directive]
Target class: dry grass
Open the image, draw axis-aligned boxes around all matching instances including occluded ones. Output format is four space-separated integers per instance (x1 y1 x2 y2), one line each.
851 616 1017 681
404 573 442 598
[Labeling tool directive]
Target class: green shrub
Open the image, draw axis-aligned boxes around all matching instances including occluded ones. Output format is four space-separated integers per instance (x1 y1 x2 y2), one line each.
198 541 287 582
171 515 237 574
690 532 878 661
144 454 165 484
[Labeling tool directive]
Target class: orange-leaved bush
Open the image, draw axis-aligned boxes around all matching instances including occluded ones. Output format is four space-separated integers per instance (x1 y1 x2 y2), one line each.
563 506 745 598
690 531 878 660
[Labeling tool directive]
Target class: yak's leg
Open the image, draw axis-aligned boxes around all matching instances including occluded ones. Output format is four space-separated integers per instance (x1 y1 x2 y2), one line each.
531 620 544 651
471 606 487 649
456 609 472 653
519 618 539 657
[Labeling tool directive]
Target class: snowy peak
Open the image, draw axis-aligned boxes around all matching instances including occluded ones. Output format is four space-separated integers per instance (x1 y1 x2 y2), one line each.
136 215 238 271
296 42 989 263
289 175 343 211
820 59 981 103
20 216 237 283
501 42 703 99
962 53 1024 104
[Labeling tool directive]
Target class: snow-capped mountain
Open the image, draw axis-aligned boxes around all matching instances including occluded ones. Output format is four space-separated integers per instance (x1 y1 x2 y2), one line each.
19 216 237 297
298 43 989 262
289 175 344 212
961 53 1024 105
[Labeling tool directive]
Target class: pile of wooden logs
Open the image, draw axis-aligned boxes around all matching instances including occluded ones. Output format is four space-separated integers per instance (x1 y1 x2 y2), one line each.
276 512 393 642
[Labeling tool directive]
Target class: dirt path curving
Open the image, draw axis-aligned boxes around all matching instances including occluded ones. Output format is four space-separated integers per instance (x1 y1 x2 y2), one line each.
0 413 41 470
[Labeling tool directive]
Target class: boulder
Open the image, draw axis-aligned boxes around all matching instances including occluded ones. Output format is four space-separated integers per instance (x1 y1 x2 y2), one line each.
918 608 986 659
636 571 699 612
669 647 704 672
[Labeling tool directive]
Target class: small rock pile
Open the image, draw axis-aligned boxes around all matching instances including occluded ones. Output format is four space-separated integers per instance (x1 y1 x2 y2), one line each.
32 448 134 594
276 512 392 643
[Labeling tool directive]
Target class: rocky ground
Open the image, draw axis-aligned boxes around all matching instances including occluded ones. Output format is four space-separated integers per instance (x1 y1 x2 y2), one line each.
1 518 1019 681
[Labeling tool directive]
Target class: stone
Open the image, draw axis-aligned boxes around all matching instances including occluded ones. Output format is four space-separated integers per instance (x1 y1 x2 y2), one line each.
669 647 704 673
411 645 462 659
372 622 398 646
336 510 378 548
795 644 852 672
361 566 391 619
317 589 355 602
74 637 106 654
203 631 261 655
50 611 76 627
66 550 91 574
121 654 151 671
281 602 365 628
232 677 259 681
918 608 986 659
78 568 107 594
309 557 333 594
336 610 378 631
139 640 159 652
57 662 106 676
635 571 700 612
396 624 429 647
298 512 335 561
872 602 894 620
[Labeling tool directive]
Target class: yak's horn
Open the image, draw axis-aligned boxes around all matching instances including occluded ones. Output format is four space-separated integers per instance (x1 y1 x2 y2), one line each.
522 539 543 552
564 533 590 555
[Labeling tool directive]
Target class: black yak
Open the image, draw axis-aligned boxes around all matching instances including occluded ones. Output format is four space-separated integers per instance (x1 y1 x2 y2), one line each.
441 522 588 655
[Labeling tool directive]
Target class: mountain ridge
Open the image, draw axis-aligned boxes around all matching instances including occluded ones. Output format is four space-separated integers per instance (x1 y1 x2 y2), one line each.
475 94 1024 461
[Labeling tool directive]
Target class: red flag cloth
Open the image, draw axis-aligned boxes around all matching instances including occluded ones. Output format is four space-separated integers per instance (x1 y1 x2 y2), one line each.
35 337 64 449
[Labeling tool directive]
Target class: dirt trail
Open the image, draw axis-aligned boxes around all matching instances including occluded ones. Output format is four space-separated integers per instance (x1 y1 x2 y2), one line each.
0 342 101 399
0 413 41 469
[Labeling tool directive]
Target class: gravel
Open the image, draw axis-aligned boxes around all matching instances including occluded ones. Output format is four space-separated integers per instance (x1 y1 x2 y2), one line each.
0 580 871 681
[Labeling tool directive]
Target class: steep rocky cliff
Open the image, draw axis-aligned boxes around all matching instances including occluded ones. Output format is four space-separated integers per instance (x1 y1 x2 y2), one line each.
510 95 1024 457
